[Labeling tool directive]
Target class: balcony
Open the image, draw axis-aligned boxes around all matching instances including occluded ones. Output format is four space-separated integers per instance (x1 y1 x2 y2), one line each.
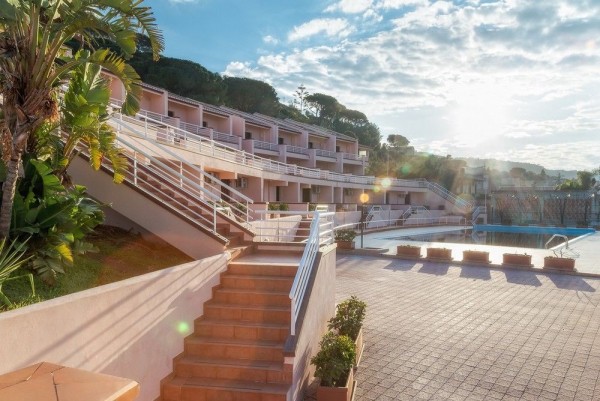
315 149 336 159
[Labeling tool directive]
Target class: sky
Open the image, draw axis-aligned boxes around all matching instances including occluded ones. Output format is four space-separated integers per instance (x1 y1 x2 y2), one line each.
145 0 600 171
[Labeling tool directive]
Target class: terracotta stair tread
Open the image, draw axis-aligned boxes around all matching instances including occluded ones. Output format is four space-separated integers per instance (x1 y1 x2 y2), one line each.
222 273 294 281
178 355 284 371
186 336 284 348
167 376 289 393
214 288 289 296
196 317 289 329
205 302 291 312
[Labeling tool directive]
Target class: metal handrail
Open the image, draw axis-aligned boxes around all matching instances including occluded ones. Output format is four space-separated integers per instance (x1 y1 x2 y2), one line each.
289 211 335 336
112 114 254 228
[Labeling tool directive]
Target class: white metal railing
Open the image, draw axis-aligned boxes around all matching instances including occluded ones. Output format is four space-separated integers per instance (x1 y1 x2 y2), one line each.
179 121 211 138
546 234 580 258
78 134 228 242
315 149 336 158
111 114 254 230
342 152 361 161
471 206 482 224
111 104 471 209
289 211 335 335
287 145 309 155
253 140 279 152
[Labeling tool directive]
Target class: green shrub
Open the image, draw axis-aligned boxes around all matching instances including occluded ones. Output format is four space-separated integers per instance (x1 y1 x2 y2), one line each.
334 229 356 242
311 331 356 387
328 296 367 341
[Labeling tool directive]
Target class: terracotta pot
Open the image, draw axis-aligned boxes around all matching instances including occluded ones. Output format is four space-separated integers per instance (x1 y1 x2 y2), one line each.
336 241 354 250
426 248 452 261
462 250 490 264
502 253 532 267
396 245 421 258
354 328 364 367
317 367 355 401
544 256 575 271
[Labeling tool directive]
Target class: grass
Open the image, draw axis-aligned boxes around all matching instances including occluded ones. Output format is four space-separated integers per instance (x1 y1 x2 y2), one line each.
1 226 193 312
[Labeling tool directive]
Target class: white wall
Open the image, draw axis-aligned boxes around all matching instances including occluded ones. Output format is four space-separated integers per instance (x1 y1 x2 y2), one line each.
0 254 228 401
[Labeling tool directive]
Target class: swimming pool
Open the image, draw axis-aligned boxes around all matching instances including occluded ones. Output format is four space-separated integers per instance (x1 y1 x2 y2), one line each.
383 225 595 249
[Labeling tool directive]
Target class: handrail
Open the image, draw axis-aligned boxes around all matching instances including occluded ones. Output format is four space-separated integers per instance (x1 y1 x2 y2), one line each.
77 134 228 242
111 115 254 229
289 211 335 336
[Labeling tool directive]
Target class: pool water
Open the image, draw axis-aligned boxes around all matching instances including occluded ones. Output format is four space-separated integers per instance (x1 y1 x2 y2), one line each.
383 225 595 249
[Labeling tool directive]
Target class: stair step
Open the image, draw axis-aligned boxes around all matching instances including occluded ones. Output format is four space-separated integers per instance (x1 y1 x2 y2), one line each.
220 274 294 291
204 303 291 324
162 377 288 401
195 318 289 341
174 356 291 384
184 336 284 362
212 288 291 307
227 263 298 277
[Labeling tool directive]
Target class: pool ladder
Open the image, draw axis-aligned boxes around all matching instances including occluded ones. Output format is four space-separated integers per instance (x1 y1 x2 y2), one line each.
545 234 579 258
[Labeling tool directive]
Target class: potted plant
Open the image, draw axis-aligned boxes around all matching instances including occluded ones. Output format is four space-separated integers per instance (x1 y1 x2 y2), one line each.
462 250 490 264
502 253 532 267
544 256 576 271
426 247 452 261
334 229 356 250
397 244 421 258
311 332 356 401
268 202 280 218
328 296 366 366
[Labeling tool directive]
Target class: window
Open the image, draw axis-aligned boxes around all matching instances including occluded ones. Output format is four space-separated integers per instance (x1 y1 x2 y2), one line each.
278 137 284 145
308 142 313 149
202 121 208 128
167 111 174 117
336 146 340 152
245 132 252 139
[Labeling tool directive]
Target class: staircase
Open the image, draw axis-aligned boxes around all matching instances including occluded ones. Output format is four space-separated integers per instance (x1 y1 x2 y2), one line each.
160 252 301 401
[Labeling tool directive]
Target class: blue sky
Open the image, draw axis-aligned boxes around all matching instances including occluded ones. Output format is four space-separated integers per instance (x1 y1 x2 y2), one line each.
146 0 600 170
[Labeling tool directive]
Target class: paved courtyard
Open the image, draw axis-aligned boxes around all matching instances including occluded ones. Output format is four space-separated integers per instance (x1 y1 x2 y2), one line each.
308 255 600 400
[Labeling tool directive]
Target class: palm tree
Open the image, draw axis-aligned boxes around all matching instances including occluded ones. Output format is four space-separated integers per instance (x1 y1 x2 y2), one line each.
0 0 164 240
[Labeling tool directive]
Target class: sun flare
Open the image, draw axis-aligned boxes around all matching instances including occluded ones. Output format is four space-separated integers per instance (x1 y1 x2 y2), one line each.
449 82 512 146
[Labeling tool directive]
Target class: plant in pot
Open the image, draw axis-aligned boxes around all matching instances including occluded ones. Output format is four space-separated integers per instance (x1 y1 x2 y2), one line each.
334 229 356 250
328 296 366 366
397 244 421 258
311 332 356 401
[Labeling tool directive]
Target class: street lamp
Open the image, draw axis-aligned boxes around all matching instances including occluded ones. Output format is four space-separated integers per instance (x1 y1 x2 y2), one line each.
359 192 369 249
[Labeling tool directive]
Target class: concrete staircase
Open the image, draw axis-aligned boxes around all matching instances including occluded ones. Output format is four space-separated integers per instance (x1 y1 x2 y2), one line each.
160 253 301 401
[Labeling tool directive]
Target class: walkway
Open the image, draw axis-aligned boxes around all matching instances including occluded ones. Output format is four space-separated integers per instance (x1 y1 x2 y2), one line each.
355 227 600 276
312 255 600 400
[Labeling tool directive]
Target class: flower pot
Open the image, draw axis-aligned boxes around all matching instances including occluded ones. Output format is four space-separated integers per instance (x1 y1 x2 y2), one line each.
502 253 532 267
336 241 355 250
354 328 364 367
397 245 421 258
462 250 490 264
317 367 355 401
426 247 452 261
544 256 575 271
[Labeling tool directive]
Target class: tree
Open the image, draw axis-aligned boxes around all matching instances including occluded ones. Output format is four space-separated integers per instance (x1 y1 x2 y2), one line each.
223 76 280 116
387 134 410 148
0 0 164 240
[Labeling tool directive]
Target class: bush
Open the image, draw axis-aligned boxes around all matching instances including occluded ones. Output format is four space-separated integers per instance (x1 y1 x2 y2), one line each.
311 332 356 387
334 229 356 242
328 296 367 341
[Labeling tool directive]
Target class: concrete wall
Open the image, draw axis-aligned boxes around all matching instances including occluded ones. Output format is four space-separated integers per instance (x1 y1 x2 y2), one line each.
250 215 302 242
288 244 337 401
0 254 228 401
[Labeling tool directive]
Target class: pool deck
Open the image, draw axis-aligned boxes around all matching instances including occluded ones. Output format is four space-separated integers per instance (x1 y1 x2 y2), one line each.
351 226 600 276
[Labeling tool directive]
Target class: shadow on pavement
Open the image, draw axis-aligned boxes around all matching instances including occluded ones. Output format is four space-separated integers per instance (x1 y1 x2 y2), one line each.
504 269 543 287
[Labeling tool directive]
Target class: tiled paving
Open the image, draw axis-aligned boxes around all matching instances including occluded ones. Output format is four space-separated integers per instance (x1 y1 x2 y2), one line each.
306 255 600 400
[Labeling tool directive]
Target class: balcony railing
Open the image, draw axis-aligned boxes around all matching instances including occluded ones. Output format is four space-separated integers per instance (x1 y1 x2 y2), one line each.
287 145 309 155
253 140 279 152
315 149 336 158
342 152 362 161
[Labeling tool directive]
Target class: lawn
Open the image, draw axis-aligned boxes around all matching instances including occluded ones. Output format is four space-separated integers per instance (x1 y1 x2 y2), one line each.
1 225 193 312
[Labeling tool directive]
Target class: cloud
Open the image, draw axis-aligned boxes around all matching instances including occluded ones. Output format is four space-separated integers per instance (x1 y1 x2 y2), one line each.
225 0 600 169
288 18 353 42
263 35 279 45
325 0 374 14
167 0 199 3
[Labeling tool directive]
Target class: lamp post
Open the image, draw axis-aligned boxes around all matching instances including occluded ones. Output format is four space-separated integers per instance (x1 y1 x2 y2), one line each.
359 193 369 249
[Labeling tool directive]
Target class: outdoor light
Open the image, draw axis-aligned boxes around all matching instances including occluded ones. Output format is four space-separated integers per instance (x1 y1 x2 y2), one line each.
359 193 369 249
